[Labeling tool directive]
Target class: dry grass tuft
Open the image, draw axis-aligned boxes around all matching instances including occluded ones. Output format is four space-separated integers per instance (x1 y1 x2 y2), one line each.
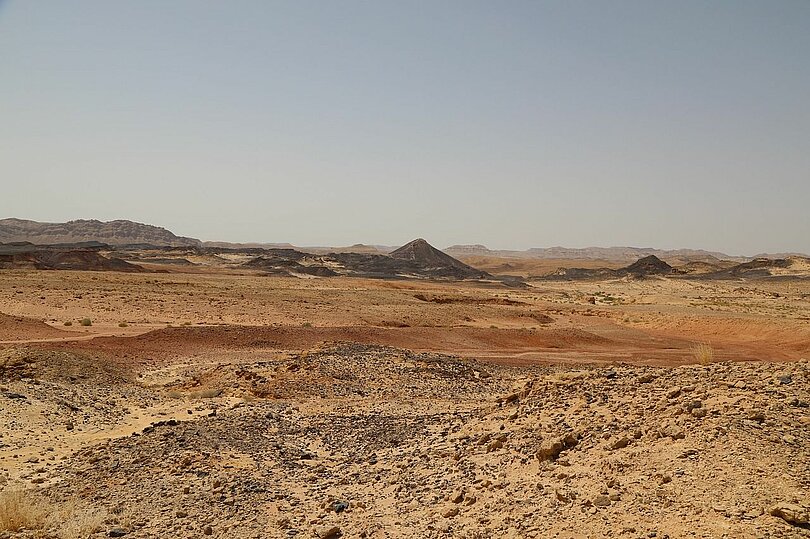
48 500 108 539
1 491 110 538
0 490 46 532
691 343 714 364
190 388 223 399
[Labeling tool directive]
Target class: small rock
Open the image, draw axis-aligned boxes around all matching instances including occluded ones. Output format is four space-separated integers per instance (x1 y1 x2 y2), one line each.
442 507 459 518
747 410 766 422
108 529 128 538
769 503 809 525
660 424 685 440
593 495 611 507
666 387 681 399
476 433 492 446
536 439 564 461
315 525 341 539
486 439 503 452
683 399 702 411
610 436 630 450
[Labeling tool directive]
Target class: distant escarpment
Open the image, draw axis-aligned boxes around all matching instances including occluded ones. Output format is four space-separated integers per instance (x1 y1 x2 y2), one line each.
0 218 201 247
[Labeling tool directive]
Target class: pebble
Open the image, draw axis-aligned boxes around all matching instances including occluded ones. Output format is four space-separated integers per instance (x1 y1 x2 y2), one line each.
315 525 341 539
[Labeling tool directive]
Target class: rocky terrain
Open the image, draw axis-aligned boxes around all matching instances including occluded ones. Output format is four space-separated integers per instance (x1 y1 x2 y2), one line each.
3 219 807 282
0 255 808 538
113 239 492 281
0 343 807 538
444 245 748 264
539 255 810 282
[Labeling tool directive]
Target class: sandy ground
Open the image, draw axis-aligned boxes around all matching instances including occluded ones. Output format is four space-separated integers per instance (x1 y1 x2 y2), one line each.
0 269 808 538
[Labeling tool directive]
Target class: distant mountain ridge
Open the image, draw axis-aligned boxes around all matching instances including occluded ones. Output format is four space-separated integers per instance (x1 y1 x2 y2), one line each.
3 219 804 260
442 244 798 263
0 218 201 247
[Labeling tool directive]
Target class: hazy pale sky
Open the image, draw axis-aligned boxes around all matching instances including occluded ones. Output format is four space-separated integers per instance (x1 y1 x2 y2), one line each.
1 1 808 255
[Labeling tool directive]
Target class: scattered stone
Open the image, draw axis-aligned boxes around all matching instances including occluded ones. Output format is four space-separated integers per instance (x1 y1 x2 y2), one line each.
442 506 459 518
747 410 766 422
769 503 809 525
315 525 341 539
610 436 630 450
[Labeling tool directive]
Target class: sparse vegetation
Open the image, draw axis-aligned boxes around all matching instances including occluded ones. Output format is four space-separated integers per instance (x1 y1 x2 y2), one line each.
692 342 715 364
0 490 45 532
118 321 128 327
0 492 109 538
80 318 92 327
189 388 223 399
48 499 108 539
63 321 72 326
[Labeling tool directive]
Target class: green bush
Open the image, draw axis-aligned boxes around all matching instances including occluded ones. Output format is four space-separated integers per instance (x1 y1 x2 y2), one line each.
80 318 92 327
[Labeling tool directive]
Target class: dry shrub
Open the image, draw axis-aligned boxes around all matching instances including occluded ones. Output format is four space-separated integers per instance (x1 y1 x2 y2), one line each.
691 343 714 364
0 490 109 538
47 500 108 539
0 490 46 531
189 388 223 399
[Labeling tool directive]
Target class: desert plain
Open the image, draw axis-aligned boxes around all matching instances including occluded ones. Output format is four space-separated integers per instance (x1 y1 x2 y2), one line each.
0 261 808 538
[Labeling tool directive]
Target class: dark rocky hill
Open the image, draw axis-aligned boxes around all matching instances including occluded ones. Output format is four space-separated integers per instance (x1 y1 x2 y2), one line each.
0 218 201 247
0 243 144 272
623 255 675 276
390 239 488 279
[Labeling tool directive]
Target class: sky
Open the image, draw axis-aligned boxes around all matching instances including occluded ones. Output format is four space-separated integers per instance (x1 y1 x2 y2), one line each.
1 1 808 255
